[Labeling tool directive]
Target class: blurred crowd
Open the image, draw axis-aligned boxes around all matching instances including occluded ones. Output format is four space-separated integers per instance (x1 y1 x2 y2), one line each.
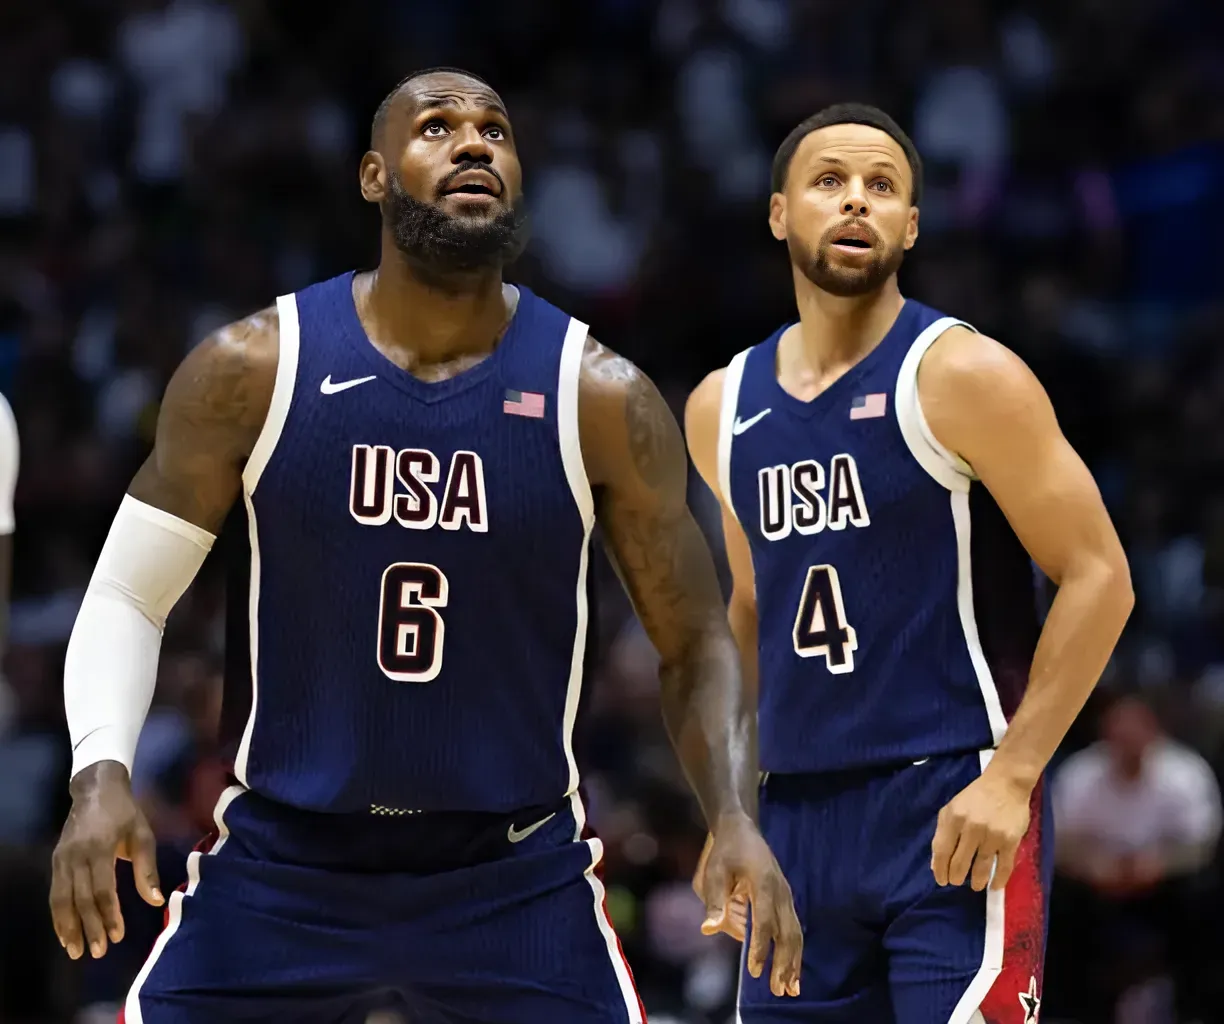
1 0 1223 1021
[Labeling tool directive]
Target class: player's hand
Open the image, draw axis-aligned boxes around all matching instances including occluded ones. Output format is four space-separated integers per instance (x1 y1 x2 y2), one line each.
693 813 802 998
693 833 749 941
930 766 1031 892
50 761 163 960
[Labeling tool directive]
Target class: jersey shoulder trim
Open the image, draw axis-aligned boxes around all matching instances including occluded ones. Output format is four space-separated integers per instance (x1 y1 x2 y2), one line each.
556 315 594 797
242 294 299 494
716 348 751 520
895 317 976 492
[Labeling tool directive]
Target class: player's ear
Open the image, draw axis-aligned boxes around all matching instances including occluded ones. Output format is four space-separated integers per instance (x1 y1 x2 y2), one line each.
768 193 787 241
360 152 387 204
904 205 919 251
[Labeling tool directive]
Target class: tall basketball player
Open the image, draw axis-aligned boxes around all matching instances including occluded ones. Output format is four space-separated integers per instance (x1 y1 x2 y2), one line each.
49 68 801 1023
686 104 1133 1022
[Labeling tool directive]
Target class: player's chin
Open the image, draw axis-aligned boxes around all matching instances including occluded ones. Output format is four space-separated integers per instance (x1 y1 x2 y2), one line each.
817 267 881 298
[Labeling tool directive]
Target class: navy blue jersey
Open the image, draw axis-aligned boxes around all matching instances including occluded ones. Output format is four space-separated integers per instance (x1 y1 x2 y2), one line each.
719 301 1040 774
221 273 596 814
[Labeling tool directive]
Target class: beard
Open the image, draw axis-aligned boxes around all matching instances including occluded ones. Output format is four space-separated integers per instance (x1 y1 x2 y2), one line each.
383 170 529 274
788 221 906 297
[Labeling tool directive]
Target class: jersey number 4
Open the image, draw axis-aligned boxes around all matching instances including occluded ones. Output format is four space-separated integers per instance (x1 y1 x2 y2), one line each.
378 562 448 682
792 564 857 673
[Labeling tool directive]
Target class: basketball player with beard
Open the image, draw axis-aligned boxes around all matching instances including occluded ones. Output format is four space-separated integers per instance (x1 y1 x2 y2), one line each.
685 105 1132 1021
48 68 802 1023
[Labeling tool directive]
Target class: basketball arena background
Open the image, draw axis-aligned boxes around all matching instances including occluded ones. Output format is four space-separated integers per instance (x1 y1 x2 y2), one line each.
0 0 1222 1021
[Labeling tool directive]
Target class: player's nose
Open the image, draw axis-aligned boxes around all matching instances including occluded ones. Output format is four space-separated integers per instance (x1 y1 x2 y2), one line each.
841 178 870 217
450 123 494 166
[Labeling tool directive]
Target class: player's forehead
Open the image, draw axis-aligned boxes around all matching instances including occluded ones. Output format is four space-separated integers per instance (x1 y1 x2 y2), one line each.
792 124 910 185
401 73 508 120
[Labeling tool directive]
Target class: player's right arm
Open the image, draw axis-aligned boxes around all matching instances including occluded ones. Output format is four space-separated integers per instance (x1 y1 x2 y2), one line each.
50 309 278 962
684 367 760 943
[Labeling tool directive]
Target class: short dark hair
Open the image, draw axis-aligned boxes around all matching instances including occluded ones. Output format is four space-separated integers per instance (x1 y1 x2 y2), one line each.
371 67 493 146
771 103 923 205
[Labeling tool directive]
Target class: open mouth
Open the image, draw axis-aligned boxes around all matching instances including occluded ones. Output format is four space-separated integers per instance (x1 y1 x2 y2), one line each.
442 168 502 198
834 237 872 248
446 182 497 196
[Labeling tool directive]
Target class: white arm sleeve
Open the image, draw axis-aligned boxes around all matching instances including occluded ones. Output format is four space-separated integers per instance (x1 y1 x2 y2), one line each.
65 495 215 778
0 393 19 534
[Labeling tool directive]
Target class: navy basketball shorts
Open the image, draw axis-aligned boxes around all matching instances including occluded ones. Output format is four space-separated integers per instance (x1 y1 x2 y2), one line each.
121 786 645 1023
740 750 1052 1024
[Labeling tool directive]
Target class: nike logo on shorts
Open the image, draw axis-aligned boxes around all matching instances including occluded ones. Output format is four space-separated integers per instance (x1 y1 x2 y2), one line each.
507 812 557 843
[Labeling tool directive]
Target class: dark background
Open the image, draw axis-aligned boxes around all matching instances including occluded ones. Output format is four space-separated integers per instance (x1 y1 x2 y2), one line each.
1 0 1223 1021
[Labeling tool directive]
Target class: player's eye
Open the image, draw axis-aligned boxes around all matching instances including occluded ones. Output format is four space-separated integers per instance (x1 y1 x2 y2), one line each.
422 121 449 138
870 180 893 192
817 175 840 188
484 126 506 141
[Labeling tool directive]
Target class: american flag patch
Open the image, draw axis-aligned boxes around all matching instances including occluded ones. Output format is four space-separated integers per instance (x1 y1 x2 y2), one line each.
503 389 546 418
850 393 887 420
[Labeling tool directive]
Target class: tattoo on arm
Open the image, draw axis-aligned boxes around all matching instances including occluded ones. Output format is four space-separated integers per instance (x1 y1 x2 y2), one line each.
583 340 755 821
128 308 278 533
591 351 723 655
624 371 672 490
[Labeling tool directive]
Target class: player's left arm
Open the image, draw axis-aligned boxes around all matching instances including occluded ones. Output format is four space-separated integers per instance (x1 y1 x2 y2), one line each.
922 327 1134 892
580 336 801 997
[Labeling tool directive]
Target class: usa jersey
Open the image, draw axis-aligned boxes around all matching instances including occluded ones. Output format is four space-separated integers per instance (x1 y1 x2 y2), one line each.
719 301 1040 773
221 273 596 814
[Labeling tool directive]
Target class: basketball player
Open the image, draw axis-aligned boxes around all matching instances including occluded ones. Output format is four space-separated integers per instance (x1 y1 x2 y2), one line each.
48 68 802 1023
685 104 1133 1022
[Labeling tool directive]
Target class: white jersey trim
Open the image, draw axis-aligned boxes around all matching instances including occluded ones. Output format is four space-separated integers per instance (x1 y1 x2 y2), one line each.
234 293 300 784
558 327 641 1021
0 391 18 534
896 316 1008 744
124 785 246 1023
242 293 300 494
894 316 975 493
951 490 1010 744
233 490 262 784
570 793 645 1021
717 349 751 519
947 750 1006 1024
556 316 594 796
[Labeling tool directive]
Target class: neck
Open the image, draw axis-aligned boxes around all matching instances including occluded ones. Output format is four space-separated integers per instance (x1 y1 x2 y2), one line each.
364 233 508 364
791 269 905 369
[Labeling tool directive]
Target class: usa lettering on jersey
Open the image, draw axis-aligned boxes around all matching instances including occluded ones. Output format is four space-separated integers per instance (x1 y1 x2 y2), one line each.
757 454 870 541
349 444 488 533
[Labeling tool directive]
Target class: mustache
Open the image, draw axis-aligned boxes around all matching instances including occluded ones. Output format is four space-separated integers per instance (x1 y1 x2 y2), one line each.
821 218 883 248
436 161 506 198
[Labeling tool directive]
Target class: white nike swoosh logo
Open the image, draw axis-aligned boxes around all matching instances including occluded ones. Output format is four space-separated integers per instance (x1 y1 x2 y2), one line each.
732 409 772 435
71 726 105 752
912 757 931 766
507 811 556 843
320 374 377 395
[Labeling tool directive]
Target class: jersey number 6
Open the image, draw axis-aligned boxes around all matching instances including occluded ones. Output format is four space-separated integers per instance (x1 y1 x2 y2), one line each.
378 562 449 682
792 564 857 673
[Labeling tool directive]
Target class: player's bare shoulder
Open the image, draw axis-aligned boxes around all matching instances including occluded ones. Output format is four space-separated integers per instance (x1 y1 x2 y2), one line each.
157 305 281 462
918 323 1057 475
577 333 686 493
684 367 728 491
918 325 1047 436
129 306 281 531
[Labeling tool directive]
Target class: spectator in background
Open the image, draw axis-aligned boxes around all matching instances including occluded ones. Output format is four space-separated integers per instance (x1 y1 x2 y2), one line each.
0 394 65 1023
1047 694 1223 1023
